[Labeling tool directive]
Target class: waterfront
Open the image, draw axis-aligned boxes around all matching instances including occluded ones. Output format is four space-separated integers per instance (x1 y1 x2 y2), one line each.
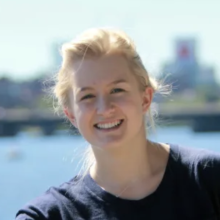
1 126 220 220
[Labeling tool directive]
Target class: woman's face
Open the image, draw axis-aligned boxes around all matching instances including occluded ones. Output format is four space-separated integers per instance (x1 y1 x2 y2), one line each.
66 54 153 149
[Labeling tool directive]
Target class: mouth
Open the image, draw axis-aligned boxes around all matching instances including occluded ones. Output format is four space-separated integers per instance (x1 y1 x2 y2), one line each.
94 119 124 130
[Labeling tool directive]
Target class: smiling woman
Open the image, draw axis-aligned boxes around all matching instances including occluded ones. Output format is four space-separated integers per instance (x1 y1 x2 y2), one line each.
16 28 220 220
64 54 156 151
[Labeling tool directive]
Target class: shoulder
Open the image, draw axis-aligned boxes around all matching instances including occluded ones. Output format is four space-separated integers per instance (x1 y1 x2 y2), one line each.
15 176 83 220
170 144 220 191
171 144 220 168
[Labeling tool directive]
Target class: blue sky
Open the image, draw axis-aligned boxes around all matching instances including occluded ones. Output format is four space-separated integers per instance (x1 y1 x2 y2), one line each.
0 0 220 82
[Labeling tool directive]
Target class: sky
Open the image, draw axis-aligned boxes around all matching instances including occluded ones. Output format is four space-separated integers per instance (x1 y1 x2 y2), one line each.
0 0 220 82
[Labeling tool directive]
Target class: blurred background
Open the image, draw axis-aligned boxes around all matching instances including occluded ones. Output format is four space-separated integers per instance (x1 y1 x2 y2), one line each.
1 0 220 219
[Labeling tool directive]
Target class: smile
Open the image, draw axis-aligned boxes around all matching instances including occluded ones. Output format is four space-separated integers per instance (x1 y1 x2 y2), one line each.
94 120 124 130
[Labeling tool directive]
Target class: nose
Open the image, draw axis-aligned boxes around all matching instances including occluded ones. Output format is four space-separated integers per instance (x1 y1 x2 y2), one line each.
96 96 115 116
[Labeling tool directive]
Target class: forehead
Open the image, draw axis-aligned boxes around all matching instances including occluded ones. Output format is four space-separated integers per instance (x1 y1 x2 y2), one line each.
71 55 133 87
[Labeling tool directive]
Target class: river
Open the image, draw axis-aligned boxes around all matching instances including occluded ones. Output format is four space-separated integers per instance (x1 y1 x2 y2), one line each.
0 126 220 220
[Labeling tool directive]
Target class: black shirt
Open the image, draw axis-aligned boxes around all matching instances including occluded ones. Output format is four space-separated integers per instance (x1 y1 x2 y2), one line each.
15 144 220 220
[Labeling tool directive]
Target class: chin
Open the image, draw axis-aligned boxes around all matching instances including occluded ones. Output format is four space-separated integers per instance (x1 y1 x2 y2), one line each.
94 136 128 150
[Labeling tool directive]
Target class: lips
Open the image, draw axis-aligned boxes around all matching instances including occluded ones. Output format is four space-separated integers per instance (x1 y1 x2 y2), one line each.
94 119 124 130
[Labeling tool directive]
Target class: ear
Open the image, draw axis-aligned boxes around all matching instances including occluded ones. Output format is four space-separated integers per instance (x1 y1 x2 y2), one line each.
142 87 154 113
63 108 78 128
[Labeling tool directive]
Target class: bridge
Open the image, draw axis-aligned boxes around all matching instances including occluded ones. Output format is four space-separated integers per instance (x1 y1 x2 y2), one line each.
0 103 220 136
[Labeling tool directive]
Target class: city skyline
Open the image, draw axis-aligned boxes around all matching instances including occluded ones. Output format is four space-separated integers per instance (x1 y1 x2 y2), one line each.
0 0 220 82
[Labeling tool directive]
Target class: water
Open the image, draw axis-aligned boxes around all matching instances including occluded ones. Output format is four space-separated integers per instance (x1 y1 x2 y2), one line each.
1 126 220 220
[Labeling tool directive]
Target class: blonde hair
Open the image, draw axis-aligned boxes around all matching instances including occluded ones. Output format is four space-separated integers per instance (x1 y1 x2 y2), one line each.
48 27 170 176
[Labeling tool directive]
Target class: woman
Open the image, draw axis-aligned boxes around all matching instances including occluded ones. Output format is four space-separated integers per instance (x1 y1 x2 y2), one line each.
16 28 220 220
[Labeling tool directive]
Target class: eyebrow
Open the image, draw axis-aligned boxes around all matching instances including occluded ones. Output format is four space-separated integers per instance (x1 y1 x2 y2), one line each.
78 79 128 93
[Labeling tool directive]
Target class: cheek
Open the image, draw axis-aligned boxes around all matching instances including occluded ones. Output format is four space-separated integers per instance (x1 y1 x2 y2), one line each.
74 103 94 126
115 94 142 112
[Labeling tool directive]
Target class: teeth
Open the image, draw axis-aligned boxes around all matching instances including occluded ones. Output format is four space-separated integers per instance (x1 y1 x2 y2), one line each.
96 120 122 129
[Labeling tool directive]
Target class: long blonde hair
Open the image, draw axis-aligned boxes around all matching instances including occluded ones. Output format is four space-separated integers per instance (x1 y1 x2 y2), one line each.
48 27 170 176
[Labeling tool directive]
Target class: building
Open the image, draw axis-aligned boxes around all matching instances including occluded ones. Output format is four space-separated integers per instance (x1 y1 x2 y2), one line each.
161 38 216 93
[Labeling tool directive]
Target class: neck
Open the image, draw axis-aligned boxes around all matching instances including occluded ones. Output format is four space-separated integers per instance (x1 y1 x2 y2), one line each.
90 131 153 190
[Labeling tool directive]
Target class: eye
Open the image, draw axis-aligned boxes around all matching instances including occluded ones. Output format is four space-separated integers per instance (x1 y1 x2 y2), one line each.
81 94 94 100
111 88 124 94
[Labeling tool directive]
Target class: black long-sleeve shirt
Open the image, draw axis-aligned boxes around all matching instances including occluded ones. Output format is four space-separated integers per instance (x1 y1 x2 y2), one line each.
16 144 220 220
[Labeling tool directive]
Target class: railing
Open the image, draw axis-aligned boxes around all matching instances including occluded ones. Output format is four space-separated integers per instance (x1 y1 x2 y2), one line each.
0 103 220 136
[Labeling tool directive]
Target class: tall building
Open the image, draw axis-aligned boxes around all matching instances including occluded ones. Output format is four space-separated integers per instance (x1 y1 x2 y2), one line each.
162 38 199 92
51 40 66 70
